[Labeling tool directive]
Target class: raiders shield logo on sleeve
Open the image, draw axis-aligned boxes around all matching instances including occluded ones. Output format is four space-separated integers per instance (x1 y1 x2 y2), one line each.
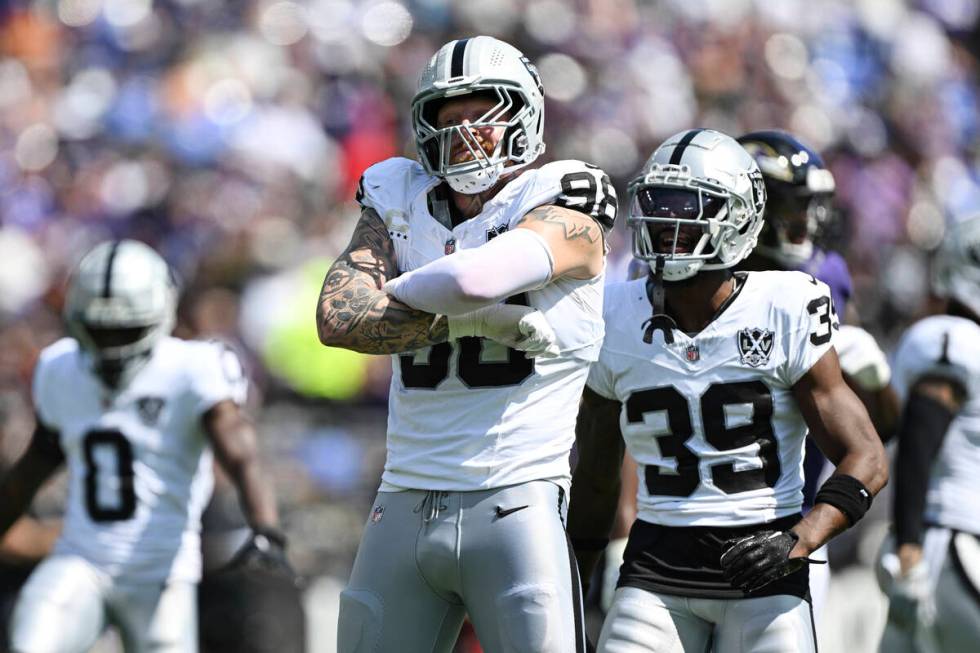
737 328 774 367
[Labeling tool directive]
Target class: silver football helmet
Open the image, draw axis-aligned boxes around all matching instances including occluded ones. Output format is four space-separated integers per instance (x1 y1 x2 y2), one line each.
628 129 767 281
932 214 980 317
412 36 545 194
65 239 177 385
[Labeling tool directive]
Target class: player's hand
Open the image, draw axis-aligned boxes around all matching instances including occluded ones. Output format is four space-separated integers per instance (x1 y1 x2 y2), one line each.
719 530 825 593
879 547 934 631
226 527 296 578
449 304 559 358
835 325 891 391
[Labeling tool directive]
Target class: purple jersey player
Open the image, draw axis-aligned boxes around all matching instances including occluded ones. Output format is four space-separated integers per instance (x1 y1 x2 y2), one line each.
800 249 852 323
736 131 897 619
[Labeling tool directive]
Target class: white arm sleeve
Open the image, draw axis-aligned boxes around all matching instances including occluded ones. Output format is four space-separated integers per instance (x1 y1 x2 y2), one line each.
383 228 555 316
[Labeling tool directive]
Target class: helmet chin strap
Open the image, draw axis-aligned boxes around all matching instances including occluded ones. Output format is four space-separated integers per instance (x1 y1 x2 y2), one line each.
641 255 678 344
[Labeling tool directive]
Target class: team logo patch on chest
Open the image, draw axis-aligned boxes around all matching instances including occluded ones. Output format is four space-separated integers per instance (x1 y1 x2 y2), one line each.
737 328 774 367
486 224 508 241
135 396 165 426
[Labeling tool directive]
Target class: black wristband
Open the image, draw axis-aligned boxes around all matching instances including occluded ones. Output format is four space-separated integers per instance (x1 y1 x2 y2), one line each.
814 474 872 527
571 537 609 552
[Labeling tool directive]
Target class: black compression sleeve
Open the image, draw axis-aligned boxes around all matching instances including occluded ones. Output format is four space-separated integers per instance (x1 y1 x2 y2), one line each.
893 392 956 546
30 417 65 464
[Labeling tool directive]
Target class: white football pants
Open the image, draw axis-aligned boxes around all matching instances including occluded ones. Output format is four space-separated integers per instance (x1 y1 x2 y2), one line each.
599 586 817 653
10 554 197 653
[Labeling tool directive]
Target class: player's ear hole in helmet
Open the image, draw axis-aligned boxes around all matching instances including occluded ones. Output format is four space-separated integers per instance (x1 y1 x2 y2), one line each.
412 36 545 195
64 239 178 387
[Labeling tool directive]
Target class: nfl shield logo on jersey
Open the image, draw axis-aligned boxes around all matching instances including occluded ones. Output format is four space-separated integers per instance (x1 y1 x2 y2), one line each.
445 238 456 255
685 344 700 362
136 396 165 426
371 505 385 523
737 328 774 367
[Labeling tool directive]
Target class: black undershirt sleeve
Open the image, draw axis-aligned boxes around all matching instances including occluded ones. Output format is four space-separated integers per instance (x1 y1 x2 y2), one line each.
893 391 958 546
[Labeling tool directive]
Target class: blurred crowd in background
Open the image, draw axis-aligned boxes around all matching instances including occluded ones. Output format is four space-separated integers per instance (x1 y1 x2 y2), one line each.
0 0 978 649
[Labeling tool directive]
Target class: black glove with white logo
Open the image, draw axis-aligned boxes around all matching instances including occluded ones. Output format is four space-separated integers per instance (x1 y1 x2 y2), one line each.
226 526 294 577
719 530 825 593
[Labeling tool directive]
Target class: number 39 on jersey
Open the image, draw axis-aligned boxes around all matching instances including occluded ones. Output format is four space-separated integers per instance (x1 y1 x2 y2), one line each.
588 270 837 528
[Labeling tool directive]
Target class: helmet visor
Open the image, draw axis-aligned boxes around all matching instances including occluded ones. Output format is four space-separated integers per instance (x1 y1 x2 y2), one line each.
629 187 729 261
634 188 726 221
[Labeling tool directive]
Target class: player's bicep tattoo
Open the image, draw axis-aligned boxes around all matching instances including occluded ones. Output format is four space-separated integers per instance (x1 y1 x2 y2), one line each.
517 205 601 245
317 209 448 354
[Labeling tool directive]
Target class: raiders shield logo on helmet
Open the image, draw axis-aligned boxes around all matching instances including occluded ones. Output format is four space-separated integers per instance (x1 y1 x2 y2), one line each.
737 328 774 367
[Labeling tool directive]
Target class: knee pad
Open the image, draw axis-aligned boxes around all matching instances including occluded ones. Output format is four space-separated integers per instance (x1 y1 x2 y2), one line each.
495 584 559 653
338 589 383 653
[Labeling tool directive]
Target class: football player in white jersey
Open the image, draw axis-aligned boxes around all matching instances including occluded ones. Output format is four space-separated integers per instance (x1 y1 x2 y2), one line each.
877 214 980 652
0 240 286 653
567 129 888 652
316 36 616 653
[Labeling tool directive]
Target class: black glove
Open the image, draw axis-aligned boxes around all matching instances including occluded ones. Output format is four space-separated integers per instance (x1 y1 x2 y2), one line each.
719 530 825 593
226 527 294 576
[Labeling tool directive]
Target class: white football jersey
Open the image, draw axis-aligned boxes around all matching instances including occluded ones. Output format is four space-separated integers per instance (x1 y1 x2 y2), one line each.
891 315 980 535
358 157 615 491
32 336 247 583
587 271 838 527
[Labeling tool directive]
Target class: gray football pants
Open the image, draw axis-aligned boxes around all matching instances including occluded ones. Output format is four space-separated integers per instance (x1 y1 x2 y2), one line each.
338 480 585 653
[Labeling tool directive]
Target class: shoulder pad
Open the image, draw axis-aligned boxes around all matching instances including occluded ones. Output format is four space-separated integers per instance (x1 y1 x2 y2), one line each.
533 160 618 231
355 157 432 214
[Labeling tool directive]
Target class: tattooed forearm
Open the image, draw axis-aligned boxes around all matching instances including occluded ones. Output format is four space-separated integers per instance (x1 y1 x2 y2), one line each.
518 205 600 244
316 209 449 354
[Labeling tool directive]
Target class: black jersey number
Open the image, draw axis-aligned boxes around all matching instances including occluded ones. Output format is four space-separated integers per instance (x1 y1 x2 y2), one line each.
625 381 781 497
807 295 835 346
82 429 136 522
555 168 617 224
399 294 534 389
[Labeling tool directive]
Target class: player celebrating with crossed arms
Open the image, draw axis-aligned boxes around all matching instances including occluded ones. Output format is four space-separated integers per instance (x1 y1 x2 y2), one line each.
0 240 287 652
569 129 887 652
317 36 616 653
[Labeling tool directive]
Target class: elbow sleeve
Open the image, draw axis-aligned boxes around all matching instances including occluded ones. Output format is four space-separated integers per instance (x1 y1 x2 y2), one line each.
384 228 555 315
